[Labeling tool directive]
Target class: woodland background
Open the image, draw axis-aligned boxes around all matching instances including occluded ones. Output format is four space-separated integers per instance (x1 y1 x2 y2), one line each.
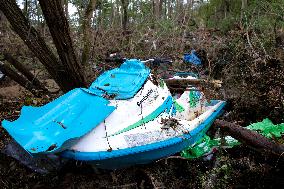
0 0 284 188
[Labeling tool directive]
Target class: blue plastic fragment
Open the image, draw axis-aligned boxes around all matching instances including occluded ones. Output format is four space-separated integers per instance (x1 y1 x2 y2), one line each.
2 88 115 154
89 59 150 99
184 50 202 65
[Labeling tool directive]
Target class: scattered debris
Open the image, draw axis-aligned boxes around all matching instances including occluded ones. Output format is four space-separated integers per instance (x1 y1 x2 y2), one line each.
182 119 284 159
184 50 202 65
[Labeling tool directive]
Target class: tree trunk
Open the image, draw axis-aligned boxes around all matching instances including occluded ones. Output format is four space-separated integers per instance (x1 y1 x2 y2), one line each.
23 0 28 18
187 0 194 17
167 0 173 19
176 0 181 22
153 0 161 21
81 0 97 66
121 0 128 32
3 53 48 92
224 0 229 19
0 61 41 96
38 0 87 89
159 0 163 19
0 0 86 92
64 0 69 19
241 0 248 19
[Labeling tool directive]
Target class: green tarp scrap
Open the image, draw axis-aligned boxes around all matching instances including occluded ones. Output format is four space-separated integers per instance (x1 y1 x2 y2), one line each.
181 135 240 159
181 119 284 159
247 118 284 139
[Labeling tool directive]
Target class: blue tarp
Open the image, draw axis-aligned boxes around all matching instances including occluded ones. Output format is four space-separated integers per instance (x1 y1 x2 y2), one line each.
184 50 202 65
2 88 115 154
89 59 150 99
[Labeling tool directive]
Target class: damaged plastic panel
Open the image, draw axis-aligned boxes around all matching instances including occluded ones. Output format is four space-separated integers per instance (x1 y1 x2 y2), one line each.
2 140 65 174
88 59 150 99
2 88 115 154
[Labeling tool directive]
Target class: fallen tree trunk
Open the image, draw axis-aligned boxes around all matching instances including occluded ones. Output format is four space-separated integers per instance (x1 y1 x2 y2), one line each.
164 79 222 88
214 119 284 156
3 53 48 92
0 61 41 96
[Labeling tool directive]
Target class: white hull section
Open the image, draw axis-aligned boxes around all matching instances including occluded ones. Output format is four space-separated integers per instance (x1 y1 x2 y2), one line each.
71 79 224 153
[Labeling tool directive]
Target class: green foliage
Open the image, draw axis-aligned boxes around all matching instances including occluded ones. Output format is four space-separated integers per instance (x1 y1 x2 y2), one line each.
197 0 284 33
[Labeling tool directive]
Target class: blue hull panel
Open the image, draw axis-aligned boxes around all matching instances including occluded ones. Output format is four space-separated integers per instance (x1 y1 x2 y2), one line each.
62 101 226 169
2 88 115 154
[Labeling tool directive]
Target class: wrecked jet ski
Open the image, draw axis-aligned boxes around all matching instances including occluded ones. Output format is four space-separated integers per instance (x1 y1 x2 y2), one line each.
2 59 226 169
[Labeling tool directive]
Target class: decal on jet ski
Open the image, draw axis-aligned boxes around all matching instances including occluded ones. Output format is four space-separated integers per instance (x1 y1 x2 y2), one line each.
110 96 173 136
137 89 154 106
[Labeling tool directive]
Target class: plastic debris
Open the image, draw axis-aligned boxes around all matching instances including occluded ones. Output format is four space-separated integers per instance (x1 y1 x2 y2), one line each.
2 88 115 154
181 118 284 159
181 135 240 159
247 118 284 139
1 58 226 169
89 59 150 99
184 50 202 65
1 140 65 174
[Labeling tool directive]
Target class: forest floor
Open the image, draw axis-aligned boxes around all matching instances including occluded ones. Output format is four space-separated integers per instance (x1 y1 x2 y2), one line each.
0 75 284 189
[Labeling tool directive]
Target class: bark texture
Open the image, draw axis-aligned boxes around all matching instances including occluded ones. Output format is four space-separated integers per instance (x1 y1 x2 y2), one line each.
39 0 87 89
3 53 47 92
0 61 40 96
164 78 222 88
81 0 97 66
0 0 86 92
121 0 128 31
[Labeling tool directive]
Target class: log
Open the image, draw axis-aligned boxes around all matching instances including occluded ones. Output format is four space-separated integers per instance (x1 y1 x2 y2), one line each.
164 79 222 88
0 61 40 96
3 53 48 92
214 119 284 156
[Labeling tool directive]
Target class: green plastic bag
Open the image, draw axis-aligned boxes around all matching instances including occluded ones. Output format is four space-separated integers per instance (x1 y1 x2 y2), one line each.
181 119 284 159
247 118 284 139
181 135 240 159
